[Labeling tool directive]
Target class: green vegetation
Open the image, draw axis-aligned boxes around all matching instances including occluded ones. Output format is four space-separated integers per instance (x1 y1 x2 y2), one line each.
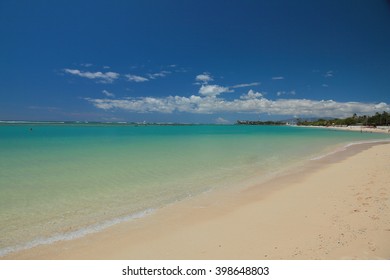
297 111 390 127
236 120 285 125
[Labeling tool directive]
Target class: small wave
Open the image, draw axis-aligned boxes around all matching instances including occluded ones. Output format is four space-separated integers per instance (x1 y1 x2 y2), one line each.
310 139 390 161
343 139 390 148
0 208 154 258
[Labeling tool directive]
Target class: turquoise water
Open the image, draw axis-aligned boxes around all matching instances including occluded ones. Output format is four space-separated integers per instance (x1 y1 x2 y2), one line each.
0 124 389 255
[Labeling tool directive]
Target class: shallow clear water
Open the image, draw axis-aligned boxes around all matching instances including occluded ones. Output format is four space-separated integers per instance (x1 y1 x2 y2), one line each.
0 124 389 255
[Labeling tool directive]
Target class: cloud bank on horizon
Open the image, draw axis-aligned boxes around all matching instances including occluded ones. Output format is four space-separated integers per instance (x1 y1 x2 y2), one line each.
81 71 389 119
59 63 390 121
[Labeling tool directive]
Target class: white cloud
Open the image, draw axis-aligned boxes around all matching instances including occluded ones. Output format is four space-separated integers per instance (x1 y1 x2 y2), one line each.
231 82 260 88
215 117 230 124
322 84 329 88
102 90 115 97
374 102 388 110
125 71 171 82
195 73 213 84
272 76 284 80
240 89 263 99
85 97 175 113
64 69 119 83
85 90 390 119
198 84 232 97
125 74 149 82
147 71 171 79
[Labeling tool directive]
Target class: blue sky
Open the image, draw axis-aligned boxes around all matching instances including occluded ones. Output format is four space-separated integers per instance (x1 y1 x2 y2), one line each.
1 0 390 123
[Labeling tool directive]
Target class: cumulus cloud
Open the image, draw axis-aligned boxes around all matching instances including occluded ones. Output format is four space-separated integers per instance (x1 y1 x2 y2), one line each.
85 89 390 118
64 69 119 83
195 73 213 84
240 89 263 99
198 84 233 97
125 74 149 82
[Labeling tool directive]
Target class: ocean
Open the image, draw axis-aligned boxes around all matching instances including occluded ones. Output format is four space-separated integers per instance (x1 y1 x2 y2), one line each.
0 123 389 256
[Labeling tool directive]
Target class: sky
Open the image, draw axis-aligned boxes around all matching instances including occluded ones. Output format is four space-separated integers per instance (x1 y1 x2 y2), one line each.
1 0 390 123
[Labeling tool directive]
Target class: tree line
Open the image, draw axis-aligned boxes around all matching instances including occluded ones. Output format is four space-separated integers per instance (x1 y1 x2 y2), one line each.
236 120 285 125
297 111 390 127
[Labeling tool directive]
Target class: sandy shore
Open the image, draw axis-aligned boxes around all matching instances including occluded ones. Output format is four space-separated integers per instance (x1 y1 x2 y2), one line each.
3 142 390 260
303 125 390 134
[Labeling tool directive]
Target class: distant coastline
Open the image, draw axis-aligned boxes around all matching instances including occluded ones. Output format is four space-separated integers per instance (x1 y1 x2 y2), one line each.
0 120 205 126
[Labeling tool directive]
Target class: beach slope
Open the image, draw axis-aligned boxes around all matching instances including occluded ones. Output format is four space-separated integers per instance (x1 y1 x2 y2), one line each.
4 143 390 260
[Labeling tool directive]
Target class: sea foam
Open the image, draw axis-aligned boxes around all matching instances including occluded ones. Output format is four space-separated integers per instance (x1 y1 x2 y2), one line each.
0 208 154 257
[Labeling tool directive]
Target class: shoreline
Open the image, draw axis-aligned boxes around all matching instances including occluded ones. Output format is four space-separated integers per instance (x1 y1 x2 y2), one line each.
2 140 390 260
298 125 390 134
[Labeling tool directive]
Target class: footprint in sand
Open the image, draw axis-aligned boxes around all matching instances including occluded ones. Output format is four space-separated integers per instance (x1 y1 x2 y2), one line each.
358 228 367 234
368 242 377 252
